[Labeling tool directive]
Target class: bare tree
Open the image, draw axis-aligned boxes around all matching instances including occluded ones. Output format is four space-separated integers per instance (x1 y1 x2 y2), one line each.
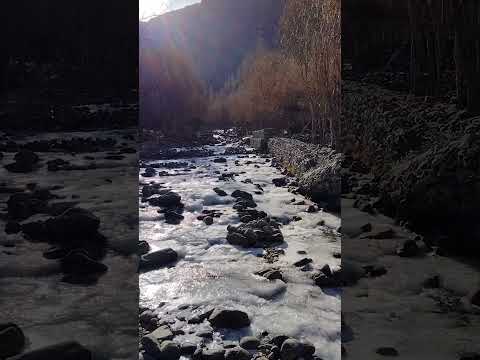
280 0 340 147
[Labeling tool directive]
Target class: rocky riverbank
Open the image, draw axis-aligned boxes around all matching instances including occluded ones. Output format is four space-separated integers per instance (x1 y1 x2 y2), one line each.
139 130 341 360
342 80 480 256
267 138 341 213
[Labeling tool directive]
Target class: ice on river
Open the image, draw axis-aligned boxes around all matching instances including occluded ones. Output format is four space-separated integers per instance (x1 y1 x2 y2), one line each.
139 133 341 360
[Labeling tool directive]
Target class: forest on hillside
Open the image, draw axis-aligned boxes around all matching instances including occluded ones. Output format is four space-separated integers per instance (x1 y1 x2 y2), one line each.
140 0 340 147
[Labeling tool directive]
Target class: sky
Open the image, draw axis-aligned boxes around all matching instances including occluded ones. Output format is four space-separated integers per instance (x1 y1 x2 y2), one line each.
139 0 201 21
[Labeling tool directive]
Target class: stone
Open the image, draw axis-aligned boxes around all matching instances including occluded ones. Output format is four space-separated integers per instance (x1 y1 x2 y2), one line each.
231 190 253 201
140 248 178 271
159 341 181 360
60 250 108 275
180 342 197 355
148 191 182 207
204 216 214 225
376 347 399 356
138 241 151 256
0 323 25 358
225 346 251 360
149 326 174 341
272 177 288 187
142 167 156 177
45 208 100 241
280 338 304 360
227 232 255 247
293 258 312 267
213 157 227 163
5 150 39 173
202 348 226 360
208 308 250 329
240 336 260 350
213 188 228 197
164 210 184 224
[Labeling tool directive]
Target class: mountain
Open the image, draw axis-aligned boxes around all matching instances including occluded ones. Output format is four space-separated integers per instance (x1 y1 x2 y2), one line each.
140 0 285 89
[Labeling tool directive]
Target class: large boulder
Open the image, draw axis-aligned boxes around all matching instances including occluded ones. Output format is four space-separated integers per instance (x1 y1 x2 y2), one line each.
45 208 100 241
208 308 250 329
140 248 178 271
4 150 40 173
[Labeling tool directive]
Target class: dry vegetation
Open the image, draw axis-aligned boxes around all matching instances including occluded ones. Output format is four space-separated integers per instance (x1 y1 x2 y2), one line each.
140 0 340 146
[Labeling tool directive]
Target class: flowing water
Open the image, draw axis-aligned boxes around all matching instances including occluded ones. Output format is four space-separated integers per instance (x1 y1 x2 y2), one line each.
139 131 341 360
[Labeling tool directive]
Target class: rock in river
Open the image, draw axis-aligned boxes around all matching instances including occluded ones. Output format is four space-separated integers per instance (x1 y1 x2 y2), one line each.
208 308 250 329
140 248 178 271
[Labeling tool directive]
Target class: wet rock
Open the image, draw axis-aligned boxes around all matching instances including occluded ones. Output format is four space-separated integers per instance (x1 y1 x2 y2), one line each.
148 191 182 208
292 216 302 222
213 157 227 163
142 183 164 199
45 208 100 241
231 190 253 201
180 343 198 355
139 310 157 331
269 335 289 348
142 167 157 177
138 241 151 256
15 341 91 360
209 308 250 329
5 150 40 173
307 205 317 213
213 188 228 197
293 258 312 267
202 348 226 360
240 336 260 350
149 326 174 341
225 346 251 360
204 216 214 225
376 347 399 356
227 232 255 247
0 323 25 358
60 249 108 275
255 268 284 282
164 210 185 225
272 177 288 187
7 192 49 220
280 339 304 360
140 248 178 271
188 308 215 324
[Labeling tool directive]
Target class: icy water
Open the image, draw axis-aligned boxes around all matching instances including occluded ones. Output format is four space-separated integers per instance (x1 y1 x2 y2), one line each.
0 129 138 359
139 132 341 360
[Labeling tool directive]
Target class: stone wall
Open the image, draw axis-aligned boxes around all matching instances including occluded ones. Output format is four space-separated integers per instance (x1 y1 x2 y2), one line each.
267 138 341 211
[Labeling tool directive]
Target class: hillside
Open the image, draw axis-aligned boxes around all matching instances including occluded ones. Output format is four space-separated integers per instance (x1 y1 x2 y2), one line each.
140 0 285 89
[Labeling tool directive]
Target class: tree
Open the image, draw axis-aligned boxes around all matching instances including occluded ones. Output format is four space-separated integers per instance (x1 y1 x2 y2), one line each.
280 0 340 146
